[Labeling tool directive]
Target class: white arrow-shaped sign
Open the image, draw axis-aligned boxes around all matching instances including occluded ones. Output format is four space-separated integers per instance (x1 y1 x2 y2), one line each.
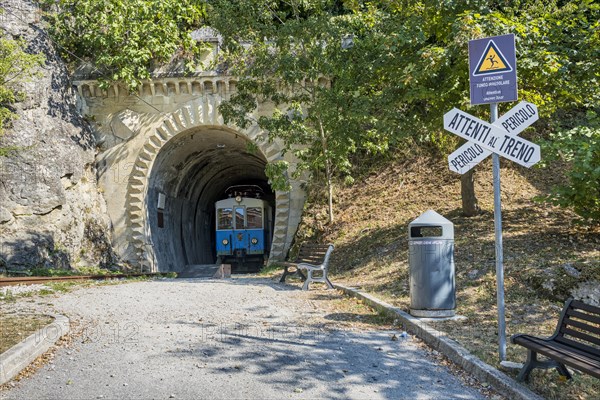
448 101 539 174
444 107 541 169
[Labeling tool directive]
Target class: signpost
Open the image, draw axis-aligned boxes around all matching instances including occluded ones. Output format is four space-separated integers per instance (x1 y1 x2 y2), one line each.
444 34 541 363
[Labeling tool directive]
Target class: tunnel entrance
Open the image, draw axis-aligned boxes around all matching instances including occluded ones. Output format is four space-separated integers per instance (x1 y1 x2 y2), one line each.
146 127 274 272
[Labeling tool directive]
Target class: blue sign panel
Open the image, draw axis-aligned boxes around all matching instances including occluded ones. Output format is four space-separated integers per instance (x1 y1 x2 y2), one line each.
469 34 517 105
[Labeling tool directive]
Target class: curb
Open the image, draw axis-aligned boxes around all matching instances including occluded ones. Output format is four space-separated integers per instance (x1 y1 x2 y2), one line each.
334 284 544 400
0 314 70 385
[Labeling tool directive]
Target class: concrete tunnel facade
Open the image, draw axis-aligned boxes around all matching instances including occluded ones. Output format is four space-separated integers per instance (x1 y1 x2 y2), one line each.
75 77 305 272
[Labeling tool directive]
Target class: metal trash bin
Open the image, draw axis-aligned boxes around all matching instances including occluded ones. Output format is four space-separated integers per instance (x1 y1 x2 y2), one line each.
408 210 456 317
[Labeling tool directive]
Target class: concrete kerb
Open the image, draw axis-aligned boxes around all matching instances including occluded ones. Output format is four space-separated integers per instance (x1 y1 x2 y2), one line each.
334 284 544 400
0 314 70 385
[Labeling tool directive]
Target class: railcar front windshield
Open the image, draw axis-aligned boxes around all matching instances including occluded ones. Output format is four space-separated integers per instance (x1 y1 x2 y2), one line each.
217 205 263 229
246 207 263 229
217 208 233 230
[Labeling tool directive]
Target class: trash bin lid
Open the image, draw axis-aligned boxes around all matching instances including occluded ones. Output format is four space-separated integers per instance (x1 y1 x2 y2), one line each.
408 210 454 239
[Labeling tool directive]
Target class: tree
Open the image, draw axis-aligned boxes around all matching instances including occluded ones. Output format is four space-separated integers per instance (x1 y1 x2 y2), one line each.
210 0 395 223
541 116 600 224
39 0 207 90
0 35 45 156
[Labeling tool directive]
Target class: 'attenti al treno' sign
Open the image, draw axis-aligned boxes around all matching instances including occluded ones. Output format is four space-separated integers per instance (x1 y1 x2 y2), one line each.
443 107 540 169
447 101 539 174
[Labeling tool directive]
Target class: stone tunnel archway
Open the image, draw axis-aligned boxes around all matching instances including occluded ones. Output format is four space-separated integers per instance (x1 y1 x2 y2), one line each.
74 78 305 272
124 98 296 272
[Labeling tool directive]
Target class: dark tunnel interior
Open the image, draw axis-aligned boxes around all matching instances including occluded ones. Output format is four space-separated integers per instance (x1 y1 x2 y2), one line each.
146 127 274 272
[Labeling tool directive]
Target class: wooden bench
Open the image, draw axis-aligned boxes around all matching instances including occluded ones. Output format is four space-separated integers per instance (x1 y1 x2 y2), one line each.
279 244 335 290
510 298 600 382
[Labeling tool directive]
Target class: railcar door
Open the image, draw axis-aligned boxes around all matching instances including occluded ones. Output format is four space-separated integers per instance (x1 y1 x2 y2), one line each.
232 206 247 257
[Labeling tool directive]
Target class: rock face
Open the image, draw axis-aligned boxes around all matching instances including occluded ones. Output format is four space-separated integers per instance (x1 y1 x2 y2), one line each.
533 263 600 307
0 1 114 271
572 282 600 307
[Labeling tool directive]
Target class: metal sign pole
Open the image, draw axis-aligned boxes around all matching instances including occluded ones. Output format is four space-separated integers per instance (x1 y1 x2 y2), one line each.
491 102 507 362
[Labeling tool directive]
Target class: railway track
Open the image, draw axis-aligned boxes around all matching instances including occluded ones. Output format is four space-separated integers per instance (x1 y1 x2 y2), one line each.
0 273 166 287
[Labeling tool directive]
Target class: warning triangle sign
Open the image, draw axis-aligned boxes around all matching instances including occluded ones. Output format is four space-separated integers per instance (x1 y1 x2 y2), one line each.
473 40 513 76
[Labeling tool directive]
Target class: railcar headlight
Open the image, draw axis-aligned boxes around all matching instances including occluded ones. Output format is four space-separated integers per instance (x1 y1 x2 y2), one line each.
222 239 229 245
251 238 258 245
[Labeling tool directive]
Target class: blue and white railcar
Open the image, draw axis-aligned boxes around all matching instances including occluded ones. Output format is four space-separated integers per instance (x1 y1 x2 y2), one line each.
215 196 271 265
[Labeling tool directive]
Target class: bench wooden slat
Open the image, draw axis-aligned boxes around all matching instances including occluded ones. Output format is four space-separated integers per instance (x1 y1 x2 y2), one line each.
294 244 332 265
567 309 600 325
297 261 322 265
563 317 600 337
552 341 600 364
298 248 329 254
514 336 600 375
556 335 600 358
298 249 330 254
297 248 330 253
297 260 323 265
571 300 600 315
550 340 600 366
513 346 599 378
297 258 327 262
560 327 600 347
298 251 328 257
298 250 328 256
298 252 328 257
298 248 328 252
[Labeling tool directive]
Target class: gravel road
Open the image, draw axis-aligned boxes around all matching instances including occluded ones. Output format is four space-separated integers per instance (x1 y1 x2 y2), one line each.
1 278 486 399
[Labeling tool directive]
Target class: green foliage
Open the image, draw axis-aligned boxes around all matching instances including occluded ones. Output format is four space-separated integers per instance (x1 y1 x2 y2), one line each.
39 0 208 89
28 267 74 276
257 262 284 276
77 265 121 275
540 112 600 224
0 35 45 155
265 160 292 192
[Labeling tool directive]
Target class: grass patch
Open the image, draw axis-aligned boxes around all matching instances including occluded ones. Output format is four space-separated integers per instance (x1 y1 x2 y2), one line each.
0 314 55 354
257 263 284 277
